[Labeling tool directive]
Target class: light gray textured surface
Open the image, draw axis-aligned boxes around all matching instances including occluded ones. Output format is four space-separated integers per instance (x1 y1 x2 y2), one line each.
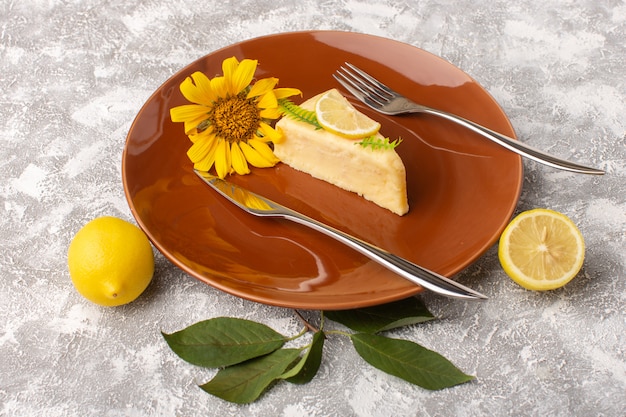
1 1 625 416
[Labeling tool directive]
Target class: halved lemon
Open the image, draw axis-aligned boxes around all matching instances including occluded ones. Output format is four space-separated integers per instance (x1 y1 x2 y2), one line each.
315 88 381 138
498 209 585 291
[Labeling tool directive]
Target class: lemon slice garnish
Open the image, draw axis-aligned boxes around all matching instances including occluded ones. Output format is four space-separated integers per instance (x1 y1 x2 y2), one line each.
315 89 381 139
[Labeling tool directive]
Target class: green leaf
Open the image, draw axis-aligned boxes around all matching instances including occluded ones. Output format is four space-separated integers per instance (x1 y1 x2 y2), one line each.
356 135 403 150
325 297 434 333
350 333 474 390
278 98 322 128
280 330 325 384
162 317 286 368
200 348 302 404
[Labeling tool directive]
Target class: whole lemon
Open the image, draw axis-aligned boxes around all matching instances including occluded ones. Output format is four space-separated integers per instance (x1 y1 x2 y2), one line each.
68 216 154 306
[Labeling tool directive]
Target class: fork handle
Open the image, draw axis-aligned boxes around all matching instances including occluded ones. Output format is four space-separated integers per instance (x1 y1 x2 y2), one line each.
276 207 487 300
409 105 604 175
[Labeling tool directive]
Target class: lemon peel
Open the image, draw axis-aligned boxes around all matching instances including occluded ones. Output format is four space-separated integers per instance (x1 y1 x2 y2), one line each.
68 216 154 306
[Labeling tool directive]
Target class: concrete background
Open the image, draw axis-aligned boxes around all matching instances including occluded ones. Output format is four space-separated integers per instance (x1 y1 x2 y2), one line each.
1 0 624 416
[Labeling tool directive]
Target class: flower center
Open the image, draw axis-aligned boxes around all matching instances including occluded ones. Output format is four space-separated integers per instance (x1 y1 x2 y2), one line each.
210 95 260 143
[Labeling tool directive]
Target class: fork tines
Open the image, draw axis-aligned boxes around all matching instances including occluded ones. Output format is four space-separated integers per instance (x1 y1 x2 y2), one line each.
333 62 396 107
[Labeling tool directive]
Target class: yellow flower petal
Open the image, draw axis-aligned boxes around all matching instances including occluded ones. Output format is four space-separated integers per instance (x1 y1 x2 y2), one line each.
187 132 217 163
258 122 283 143
259 107 282 119
188 125 214 143
247 77 278 99
211 76 228 99
222 57 239 80
239 141 276 168
274 87 302 99
231 59 257 95
170 104 207 135
179 76 203 104
193 138 219 171
230 143 250 175
179 72 216 105
170 104 208 123
249 138 279 164
270 126 286 144
214 139 231 179
256 91 278 111
190 71 217 103
184 121 201 135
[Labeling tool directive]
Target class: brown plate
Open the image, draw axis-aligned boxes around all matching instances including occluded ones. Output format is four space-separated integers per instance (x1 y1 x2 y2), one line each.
122 31 522 310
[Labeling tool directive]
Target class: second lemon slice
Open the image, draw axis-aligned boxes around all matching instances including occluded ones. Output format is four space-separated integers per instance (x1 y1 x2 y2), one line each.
315 89 381 139
498 209 585 291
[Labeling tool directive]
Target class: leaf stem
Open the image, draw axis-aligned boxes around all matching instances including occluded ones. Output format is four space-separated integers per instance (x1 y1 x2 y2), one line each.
293 310 319 333
286 326 309 342
324 329 353 337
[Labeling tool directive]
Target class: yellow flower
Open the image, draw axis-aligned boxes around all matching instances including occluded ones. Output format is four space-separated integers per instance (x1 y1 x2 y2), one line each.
170 57 301 178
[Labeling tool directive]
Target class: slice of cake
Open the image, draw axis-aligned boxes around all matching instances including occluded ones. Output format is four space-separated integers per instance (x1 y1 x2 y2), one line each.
274 89 409 216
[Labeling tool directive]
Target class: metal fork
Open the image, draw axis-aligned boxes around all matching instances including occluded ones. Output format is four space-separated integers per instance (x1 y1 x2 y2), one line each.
333 62 605 175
